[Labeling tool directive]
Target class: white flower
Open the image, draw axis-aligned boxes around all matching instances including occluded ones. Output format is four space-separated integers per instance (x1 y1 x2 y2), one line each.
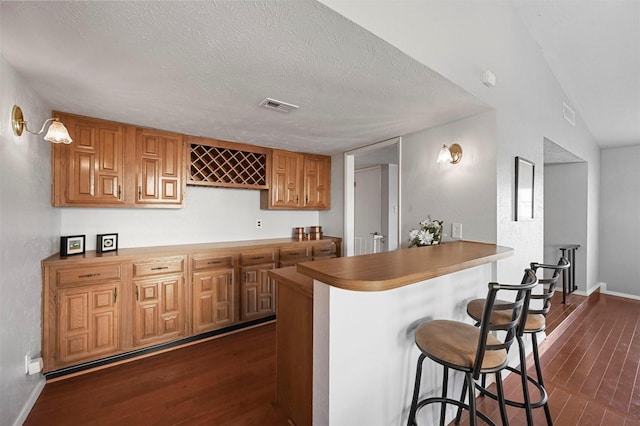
408 215 443 247
418 230 434 245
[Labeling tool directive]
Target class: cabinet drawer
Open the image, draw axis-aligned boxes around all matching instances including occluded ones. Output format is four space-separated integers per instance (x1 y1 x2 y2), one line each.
240 249 275 266
279 246 311 263
312 243 336 258
133 257 185 277
57 264 122 286
192 254 234 271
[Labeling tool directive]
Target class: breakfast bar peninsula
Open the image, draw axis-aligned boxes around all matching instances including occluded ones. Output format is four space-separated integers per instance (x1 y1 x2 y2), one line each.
271 240 513 426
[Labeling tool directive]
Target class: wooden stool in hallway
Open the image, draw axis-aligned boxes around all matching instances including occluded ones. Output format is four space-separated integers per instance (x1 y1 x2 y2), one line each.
407 269 538 426
462 257 570 425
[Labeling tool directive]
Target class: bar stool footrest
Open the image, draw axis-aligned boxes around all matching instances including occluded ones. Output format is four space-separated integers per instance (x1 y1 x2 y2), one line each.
475 366 548 409
414 396 496 426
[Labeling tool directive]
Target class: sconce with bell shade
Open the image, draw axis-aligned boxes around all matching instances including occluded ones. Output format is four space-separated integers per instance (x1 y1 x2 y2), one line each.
437 143 463 164
11 105 73 144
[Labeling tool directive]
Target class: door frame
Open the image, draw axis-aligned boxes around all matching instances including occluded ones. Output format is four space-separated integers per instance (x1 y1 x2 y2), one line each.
343 137 402 257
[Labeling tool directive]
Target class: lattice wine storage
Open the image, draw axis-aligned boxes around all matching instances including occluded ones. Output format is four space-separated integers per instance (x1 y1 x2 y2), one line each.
188 137 270 190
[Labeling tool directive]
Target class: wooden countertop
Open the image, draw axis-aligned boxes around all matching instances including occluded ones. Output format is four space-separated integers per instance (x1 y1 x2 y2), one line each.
42 236 341 265
269 267 313 298
296 241 513 292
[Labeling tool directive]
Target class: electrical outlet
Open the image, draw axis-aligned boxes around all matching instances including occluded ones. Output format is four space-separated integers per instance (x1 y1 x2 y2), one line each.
25 351 30 375
452 223 462 239
256 219 263 229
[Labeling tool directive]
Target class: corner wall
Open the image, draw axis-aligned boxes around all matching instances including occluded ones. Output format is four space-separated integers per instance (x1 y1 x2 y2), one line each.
599 145 640 298
0 55 59 425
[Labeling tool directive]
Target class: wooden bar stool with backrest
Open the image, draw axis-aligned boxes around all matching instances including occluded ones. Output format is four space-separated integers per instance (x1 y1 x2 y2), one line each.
407 269 538 426
460 257 570 425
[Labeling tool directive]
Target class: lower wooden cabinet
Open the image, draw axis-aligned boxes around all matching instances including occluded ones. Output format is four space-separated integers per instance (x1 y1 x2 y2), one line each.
57 282 120 365
41 237 341 374
240 249 276 321
192 253 235 333
132 256 186 347
133 275 185 347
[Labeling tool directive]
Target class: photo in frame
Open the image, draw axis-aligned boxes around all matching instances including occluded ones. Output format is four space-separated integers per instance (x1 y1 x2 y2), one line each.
97 233 118 253
60 235 86 256
515 156 535 221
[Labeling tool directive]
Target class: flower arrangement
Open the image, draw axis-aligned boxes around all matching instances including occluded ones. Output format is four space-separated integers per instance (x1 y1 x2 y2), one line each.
409 216 444 247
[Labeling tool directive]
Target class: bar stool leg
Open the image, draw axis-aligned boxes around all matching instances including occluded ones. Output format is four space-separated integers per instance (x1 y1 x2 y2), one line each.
531 333 553 425
517 335 534 425
454 380 467 424
408 353 426 426
495 372 509 426
465 372 477 426
440 367 449 426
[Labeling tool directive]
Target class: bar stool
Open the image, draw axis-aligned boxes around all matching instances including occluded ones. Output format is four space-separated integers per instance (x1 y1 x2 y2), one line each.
460 257 570 425
407 269 537 426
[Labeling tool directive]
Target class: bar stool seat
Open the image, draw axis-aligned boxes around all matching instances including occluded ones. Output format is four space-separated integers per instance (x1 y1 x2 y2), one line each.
415 320 507 371
466 299 546 332
408 269 538 426
460 258 570 425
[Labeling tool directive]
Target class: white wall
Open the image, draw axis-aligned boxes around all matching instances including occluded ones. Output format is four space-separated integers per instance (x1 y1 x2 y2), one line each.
319 0 601 287
599 146 640 298
402 111 497 245
61 187 320 250
0 55 59 425
544 162 588 291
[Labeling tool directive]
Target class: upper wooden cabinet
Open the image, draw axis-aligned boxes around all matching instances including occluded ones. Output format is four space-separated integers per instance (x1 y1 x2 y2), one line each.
303 154 331 210
261 149 331 210
52 113 126 206
51 112 185 208
136 128 185 206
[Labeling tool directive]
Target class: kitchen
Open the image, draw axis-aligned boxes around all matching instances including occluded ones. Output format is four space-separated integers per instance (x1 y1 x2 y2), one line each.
1 1 619 425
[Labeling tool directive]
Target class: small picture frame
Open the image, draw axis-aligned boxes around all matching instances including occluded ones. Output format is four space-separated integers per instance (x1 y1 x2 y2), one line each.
97 233 118 253
60 235 86 257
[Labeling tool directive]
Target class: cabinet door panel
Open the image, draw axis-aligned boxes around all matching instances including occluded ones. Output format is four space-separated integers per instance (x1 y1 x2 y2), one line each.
64 118 124 205
136 129 184 206
193 269 235 333
271 150 302 208
304 155 330 209
241 263 275 321
58 283 119 364
134 275 184 347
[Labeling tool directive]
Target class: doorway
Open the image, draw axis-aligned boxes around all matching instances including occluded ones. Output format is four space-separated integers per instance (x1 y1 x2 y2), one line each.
344 137 401 257
543 137 587 293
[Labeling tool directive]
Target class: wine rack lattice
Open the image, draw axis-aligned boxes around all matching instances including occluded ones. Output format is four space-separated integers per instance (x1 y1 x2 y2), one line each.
188 143 268 189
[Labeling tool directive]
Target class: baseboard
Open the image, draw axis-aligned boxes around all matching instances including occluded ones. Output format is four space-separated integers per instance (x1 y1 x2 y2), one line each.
599 282 640 300
13 378 45 426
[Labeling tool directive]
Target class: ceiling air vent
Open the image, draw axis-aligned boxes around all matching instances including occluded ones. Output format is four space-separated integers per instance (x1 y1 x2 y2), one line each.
259 98 299 113
563 102 576 126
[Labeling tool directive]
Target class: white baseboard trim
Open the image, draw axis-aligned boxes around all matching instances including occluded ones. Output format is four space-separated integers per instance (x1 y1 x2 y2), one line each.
599 282 640 301
13 378 45 426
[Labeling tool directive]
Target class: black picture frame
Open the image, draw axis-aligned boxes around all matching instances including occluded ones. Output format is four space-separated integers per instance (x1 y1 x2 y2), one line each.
515 156 535 221
60 235 86 256
97 233 118 253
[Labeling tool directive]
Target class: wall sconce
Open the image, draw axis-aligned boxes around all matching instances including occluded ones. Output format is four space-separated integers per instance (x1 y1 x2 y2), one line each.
437 143 463 164
11 105 73 144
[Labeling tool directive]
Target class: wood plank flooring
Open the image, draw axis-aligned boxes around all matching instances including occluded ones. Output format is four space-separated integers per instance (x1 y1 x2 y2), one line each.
456 292 640 425
25 323 289 426
25 292 640 425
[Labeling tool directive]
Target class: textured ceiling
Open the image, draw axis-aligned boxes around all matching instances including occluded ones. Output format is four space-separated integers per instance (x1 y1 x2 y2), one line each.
0 1 489 155
515 1 640 149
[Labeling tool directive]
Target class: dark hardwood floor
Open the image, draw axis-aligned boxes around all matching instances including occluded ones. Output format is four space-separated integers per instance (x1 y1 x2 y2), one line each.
456 291 640 425
25 323 289 426
26 291 640 425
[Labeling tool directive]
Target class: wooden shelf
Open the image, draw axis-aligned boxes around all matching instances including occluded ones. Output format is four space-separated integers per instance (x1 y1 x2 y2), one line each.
187 136 270 189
